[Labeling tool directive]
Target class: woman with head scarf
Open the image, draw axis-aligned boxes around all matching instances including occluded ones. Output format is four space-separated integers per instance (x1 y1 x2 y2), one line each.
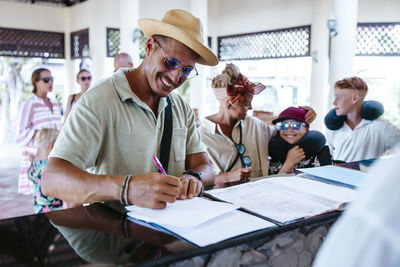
199 64 277 187
199 64 317 187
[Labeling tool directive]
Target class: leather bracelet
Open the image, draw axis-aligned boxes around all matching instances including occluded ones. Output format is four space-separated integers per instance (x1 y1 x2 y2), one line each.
123 175 133 205
120 175 131 205
182 170 203 182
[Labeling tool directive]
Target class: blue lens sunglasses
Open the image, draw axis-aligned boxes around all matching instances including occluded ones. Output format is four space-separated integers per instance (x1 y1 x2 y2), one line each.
276 121 307 131
154 39 198 80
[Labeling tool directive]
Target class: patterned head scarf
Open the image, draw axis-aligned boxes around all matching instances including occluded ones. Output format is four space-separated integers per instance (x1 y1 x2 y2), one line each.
212 63 265 104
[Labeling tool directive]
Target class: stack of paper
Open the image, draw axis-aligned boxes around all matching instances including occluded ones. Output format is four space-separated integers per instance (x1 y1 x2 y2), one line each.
297 165 366 189
126 197 275 247
126 165 363 246
206 175 357 225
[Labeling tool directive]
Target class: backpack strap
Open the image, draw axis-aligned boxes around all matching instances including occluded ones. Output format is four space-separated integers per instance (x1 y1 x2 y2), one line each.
159 97 173 173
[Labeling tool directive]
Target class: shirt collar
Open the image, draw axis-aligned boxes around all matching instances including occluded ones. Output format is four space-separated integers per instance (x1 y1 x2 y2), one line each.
112 68 169 112
344 118 372 130
202 117 242 135
202 117 218 134
112 69 139 103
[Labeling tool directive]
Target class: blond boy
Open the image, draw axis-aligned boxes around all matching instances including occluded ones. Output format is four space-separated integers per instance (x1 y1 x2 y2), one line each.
326 76 400 162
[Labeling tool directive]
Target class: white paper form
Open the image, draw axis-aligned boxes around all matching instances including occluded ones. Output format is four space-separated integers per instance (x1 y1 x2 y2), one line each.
126 198 275 247
128 210 275 247
206 176 357 224
168 210 275 247
297 165 366 188
125 197 239 228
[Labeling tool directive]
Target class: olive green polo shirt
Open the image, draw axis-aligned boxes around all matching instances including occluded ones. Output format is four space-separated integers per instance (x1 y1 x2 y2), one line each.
50 69 205 177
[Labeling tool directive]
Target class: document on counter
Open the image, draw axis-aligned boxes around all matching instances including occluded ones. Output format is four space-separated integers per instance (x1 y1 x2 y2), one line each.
126 197 239 228
297 165 366 189
126 197 275 247
205 175 357 225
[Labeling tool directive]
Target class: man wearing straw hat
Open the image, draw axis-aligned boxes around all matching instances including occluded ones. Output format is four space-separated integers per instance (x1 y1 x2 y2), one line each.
42 9 218 209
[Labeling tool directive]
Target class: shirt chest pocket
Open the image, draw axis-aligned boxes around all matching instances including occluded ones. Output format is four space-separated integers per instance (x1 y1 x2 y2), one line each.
172 127 187 162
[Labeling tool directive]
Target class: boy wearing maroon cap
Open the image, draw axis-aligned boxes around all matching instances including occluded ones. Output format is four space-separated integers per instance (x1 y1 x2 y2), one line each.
269 107 332 174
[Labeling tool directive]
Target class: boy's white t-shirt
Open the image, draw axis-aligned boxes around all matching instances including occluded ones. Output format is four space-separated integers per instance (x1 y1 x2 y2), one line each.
326 118 400 162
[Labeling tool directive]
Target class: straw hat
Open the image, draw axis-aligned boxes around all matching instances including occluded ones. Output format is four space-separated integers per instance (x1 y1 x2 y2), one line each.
138 9 218 66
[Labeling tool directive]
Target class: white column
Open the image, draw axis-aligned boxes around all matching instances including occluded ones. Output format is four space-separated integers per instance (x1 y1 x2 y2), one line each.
329 0 359 95
87 0 109 84
63 7 75 111
189 0 209 119
119 0 140 67
309 0 333 131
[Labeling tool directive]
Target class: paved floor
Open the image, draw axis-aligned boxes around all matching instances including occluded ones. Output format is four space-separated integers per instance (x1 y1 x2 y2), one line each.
0 144 34 220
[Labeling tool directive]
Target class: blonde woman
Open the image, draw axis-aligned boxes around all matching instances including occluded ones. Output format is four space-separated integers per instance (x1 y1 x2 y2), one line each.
64 69 92 120
16 68 62 195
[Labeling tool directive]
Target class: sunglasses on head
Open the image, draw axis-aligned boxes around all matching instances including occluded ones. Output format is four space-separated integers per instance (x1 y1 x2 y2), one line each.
39 77 54 83
154 39 198 80
80 76 91 81
276 121 307 131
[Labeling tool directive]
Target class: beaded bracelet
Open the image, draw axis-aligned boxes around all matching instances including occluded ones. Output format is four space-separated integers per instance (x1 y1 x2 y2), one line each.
120 175 131 205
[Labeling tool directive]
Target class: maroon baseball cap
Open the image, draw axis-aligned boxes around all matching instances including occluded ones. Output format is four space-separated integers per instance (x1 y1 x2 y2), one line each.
272 106 308 125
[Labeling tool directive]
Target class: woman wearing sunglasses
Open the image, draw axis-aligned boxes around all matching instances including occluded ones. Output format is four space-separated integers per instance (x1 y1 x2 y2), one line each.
200 64 318 187
199 63 278 188
16 68 63 195
64 69 92 120
268 107 332 174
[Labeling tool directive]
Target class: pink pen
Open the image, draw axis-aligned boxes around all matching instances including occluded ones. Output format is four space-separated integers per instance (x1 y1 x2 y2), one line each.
152 155 167 174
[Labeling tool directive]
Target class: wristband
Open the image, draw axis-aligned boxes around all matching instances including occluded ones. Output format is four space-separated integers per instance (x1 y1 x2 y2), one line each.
182 170 203 182
123 175 133 205
120 175 131 205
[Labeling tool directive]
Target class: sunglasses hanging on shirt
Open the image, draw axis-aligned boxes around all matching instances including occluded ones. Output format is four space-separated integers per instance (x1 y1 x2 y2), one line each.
234 122 252 168
225 121 252 172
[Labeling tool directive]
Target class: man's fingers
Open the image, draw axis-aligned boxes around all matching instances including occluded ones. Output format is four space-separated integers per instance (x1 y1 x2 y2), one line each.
162 175 181 187
149 201 167 209
186 179 197 198
160 184 181 197
140 192 178 209
158 193 178 204
179 179 189 199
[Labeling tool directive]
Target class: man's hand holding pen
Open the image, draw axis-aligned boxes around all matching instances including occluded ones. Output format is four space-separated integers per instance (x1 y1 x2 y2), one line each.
126 172 202 209
152 155 203 200
127 173 181 209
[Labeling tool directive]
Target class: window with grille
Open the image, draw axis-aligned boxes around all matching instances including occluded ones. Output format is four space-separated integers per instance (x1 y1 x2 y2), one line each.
71 28 89 59
0 27 64 58
217 25 311 61
106 28 120 57
356 23 400 56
